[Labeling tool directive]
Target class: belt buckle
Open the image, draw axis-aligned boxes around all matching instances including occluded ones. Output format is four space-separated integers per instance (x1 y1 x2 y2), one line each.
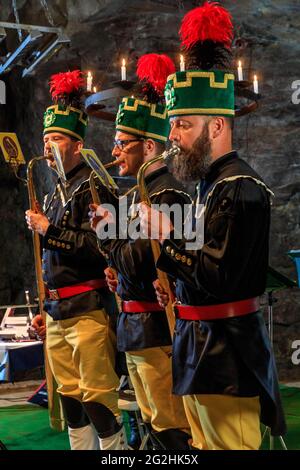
48 289 60 300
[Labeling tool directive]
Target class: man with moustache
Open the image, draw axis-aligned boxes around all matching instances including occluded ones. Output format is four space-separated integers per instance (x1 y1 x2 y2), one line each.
139 3 286 450
25 71 126 450
90 54 191 449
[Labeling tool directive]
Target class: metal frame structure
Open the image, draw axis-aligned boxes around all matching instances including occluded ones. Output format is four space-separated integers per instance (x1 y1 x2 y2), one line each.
0 22 69 77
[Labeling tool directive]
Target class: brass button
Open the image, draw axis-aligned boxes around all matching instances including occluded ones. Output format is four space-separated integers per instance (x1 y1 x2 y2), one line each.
65 210 70 215
66 244 71 250
56 241 61 247
175 253 181 261
48 239 52 244
181 255 187 263
62 222 66 226
61 243 65 248
171 249 175 257
187 258 192 266
52 240 56 246
166 246 171 254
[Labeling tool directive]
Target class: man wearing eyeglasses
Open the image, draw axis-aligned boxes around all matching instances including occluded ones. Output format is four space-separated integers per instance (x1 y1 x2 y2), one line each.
90 54 191 449
112 138 145 176
139 5 286 450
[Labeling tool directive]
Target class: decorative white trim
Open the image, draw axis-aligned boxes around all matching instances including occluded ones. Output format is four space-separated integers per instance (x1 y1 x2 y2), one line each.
62 177 90 207
205 175 274 207
149 188 192 202
43 184 59 212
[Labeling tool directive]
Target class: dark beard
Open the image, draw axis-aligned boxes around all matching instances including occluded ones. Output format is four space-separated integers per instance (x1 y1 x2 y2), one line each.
166 123 212 183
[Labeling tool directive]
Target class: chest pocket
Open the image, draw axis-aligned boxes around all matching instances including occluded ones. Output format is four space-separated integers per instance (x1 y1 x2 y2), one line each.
205 179 241 241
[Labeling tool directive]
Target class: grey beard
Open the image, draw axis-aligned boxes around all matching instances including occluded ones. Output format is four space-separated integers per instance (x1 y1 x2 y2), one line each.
167 125 213 183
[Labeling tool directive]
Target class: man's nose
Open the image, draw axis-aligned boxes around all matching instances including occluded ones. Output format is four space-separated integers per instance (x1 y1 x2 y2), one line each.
169 126 179 144
112 145 120 158
44 141 51 152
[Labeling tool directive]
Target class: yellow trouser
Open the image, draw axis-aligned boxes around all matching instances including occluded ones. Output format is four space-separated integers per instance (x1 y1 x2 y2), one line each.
183 394 261 450
46 309 120 416
126 346 190 434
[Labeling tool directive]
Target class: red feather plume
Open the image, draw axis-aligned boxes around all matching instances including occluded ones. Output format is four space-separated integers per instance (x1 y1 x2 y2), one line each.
49 70 85 100
137 53 176 95
179 2 233 50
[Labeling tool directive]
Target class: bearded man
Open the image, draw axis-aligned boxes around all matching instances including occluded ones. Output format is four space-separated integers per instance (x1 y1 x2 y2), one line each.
139 3 286 450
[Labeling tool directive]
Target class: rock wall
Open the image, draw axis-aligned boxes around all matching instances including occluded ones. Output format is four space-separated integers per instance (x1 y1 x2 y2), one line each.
0 0 299 379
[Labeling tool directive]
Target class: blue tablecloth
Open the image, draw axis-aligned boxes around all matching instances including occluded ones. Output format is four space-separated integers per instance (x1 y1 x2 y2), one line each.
288 250 300 287
0 341 44 381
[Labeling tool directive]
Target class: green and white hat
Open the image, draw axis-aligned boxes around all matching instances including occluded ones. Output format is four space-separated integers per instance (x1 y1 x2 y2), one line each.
165 2 235 118
115 53 176 143
116 96 169 143
165 69 235 117
43 70 88 141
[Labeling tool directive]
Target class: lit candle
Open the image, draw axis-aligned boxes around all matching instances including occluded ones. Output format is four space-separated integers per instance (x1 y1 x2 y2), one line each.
237 60 243 81
253 74 259 94
180 54 185 72
87 71 93 92
121 59 126 81
93 86 97 93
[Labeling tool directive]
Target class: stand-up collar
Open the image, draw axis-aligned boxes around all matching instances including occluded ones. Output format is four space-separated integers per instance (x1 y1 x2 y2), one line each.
144 165 168 185
65 161 86 181
204 151 238 184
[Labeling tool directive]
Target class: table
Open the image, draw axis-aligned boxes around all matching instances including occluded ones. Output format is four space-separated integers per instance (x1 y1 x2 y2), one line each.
0 340 44 382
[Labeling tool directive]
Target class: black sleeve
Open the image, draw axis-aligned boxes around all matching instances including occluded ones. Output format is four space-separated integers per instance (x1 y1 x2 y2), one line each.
43 185 109 266
157 179 271 298
107 189 190 279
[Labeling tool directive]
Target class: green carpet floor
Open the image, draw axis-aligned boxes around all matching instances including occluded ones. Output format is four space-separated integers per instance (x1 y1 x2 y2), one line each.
0 385 299 450
0 404 69 450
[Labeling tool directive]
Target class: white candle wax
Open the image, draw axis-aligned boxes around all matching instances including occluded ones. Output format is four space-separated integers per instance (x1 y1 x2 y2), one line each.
121 59 126 81
253 75 259 94
237 61 243 81
180 55 185 72
87 72 93 92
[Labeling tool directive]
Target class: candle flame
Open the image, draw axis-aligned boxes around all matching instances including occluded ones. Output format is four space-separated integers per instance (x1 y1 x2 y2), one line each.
122 58 126 66
254 75 257 81
238 60 242 67
93 86 97 93
180 54 184 63
88 71 92 78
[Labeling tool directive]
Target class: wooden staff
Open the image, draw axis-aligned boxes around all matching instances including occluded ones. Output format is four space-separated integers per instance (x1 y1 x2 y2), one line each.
27 156 64 432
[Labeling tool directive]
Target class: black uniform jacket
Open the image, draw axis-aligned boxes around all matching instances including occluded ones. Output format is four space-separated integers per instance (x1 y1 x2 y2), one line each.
157 151 286 436
42 162 117 320
101 166 191 352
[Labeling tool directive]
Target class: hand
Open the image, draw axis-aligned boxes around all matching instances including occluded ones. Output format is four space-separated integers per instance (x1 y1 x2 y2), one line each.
25 200 50 236
104 267 118 293
28 314 46 341
153 279 169 308
138 202 173 243
89 203 115 233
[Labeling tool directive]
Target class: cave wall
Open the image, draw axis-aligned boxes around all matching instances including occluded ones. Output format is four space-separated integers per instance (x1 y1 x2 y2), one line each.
0 0 299 379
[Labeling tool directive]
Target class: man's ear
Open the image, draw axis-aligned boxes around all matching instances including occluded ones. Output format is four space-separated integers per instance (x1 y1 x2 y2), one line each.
143 138 155 155
210 117 225 140
74 140 83 156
